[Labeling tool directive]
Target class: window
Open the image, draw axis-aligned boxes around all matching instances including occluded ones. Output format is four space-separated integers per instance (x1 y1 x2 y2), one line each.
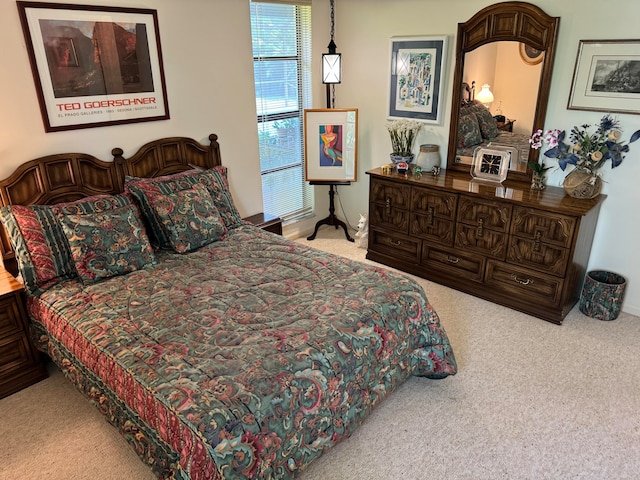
250 0 313 223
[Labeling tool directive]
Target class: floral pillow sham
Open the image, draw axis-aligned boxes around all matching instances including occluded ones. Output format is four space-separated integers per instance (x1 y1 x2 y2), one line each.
125 167 243 249
0 194 134 294
457 113 483 149
144 183 227 253
58 203 156 284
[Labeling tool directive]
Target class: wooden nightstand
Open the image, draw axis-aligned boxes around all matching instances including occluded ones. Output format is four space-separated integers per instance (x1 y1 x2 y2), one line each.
0 268 47 398
496 119 515 132
243 212 283 235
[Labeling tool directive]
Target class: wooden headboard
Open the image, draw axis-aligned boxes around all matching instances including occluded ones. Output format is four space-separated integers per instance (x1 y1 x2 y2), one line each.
0 134 221 271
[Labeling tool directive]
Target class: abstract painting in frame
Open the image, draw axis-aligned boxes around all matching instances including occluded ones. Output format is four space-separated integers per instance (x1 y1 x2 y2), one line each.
17 2 170 132
388 36 448 124
568 39 640 115
304 109 358 182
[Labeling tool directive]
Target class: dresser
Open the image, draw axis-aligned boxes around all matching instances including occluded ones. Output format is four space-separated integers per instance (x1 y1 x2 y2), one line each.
366 168 605 324
0 268 47 398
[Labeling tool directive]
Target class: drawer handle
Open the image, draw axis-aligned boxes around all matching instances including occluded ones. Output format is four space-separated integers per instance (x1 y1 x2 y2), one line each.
511 274 534 286
447 255 460 264
388 239 401 246
476 218 484 238
427 206 434 226
534 231 542 252
385 198 391 214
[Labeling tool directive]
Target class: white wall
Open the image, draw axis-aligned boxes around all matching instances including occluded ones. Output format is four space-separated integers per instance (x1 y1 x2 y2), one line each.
2 0 640 316
332 0 640 315
0 0 263 218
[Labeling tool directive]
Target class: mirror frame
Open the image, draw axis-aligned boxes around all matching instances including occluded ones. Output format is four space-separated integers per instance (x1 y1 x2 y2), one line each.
446 2 560 183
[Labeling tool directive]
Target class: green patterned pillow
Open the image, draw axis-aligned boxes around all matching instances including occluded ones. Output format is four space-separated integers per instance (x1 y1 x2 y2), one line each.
0 194 135 294
126 167 242 249
457 113 483 148
58 204 156 284
144 183 227 253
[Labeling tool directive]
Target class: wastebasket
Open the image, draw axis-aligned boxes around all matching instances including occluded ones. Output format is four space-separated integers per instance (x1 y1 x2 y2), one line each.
579 270 627 321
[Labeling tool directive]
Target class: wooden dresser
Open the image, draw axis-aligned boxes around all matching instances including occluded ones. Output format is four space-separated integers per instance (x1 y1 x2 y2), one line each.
366 168 606 324
0 268 47 398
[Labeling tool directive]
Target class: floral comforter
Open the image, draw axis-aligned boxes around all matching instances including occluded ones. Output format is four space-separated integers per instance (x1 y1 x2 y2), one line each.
28 226 456 480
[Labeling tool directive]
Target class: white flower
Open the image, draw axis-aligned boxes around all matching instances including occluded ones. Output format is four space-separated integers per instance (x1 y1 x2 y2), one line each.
387 119 423 156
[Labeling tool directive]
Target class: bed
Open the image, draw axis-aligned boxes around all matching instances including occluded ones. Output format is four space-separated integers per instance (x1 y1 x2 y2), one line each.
0 135 456 480
455 82 531 169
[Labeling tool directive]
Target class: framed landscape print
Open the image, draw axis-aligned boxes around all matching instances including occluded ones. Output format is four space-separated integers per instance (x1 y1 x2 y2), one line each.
17 2 170 132
567 39 640 115
388 36 448 124
304 108 358 182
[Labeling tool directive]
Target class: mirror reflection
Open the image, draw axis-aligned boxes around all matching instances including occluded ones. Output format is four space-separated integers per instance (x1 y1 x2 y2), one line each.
454 41 544 174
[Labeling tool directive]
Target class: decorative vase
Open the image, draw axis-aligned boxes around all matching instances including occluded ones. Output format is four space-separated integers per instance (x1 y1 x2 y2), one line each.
530 172 545 190
390 154 414 165
416 144 441 172
562 169 602 199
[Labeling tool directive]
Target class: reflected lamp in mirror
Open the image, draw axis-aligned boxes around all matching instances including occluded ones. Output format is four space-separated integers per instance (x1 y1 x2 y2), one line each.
322 40 341 84
475 84 494 109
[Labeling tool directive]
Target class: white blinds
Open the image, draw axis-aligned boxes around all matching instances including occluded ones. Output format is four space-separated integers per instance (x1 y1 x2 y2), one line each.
250 1 313 222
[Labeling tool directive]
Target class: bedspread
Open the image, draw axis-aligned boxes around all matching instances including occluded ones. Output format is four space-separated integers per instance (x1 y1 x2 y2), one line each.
28 226 456 479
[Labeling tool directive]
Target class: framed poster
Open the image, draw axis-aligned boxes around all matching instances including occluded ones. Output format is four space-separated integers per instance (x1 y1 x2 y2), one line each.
388 36 448 124
567 39 640 115
304 108 358 182
17 2 170 132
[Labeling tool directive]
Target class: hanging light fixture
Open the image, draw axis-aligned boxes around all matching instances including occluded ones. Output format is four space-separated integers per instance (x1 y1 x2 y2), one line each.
322 0 341 108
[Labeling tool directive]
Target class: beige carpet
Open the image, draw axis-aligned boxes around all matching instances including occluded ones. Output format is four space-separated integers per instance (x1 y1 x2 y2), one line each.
2 226 639 479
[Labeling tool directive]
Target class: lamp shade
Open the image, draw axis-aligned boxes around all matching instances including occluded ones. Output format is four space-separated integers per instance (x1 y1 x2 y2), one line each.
476 84 494 105
322 53 342 84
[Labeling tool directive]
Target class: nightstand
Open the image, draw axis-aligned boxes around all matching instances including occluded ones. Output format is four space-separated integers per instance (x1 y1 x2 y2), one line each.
0 268 47 398
243 212 283 235
496 119 515 132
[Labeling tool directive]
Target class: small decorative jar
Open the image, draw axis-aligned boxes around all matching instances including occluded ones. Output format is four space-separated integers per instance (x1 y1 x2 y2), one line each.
416 144 441 171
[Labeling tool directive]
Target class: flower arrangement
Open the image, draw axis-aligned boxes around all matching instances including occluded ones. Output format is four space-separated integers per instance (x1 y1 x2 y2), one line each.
386 119 423 156
529 114 640 174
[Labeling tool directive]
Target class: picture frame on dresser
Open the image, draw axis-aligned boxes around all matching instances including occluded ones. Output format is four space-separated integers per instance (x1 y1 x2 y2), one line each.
17 1 170 132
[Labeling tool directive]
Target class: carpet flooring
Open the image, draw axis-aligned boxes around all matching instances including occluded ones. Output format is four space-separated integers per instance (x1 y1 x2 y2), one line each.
1 226 638 479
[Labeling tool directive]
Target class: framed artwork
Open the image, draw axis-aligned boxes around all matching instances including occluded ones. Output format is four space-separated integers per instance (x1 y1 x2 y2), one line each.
567 39 640 115
17 2 170 132
519 43 544 65
471 147 510 183
304 108 358 182
388 36 448 124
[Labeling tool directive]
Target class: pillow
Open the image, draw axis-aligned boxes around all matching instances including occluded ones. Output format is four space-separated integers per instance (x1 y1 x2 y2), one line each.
126 167 242 249
469 103 499 139
58 203 156 284
0 194 134 294
457 113 483 149
144 183 227 253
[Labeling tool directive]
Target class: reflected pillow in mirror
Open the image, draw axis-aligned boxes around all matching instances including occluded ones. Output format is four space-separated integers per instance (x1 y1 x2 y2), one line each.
457 113 483 148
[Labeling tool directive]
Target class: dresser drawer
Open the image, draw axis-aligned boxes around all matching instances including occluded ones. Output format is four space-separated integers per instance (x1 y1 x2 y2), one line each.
370 179 411 209
511 206 576 248
411 214 454 245
422 243 485 282
456 223 508 259
411 188 457 221
0 333 34 377
0 295 25 338
370 202 410 233
457 195 512 232
485 260 564 307
369 227 420 263
508 237 570 277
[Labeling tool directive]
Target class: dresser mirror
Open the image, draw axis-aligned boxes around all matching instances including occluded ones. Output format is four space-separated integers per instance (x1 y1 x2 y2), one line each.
446 2 560 183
